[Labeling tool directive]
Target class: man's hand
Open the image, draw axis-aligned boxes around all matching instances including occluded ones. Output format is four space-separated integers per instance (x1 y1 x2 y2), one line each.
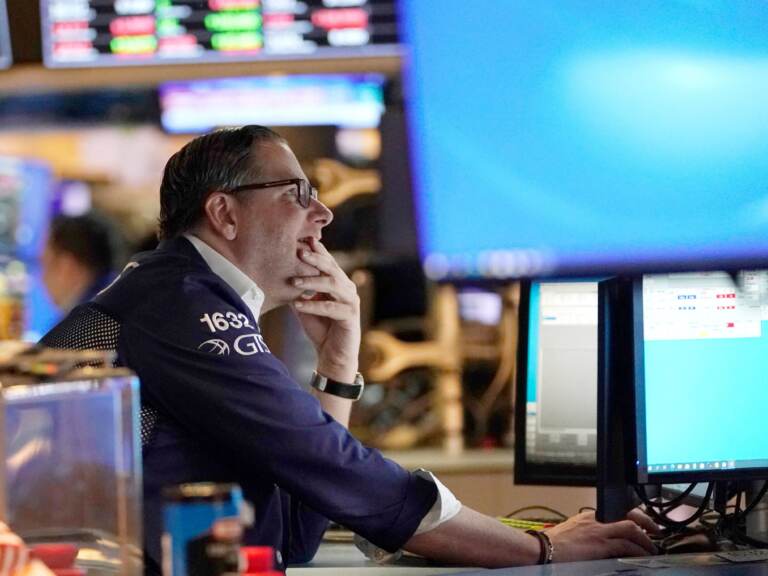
291 238 361 383
544 509 659 562
403 505 658 568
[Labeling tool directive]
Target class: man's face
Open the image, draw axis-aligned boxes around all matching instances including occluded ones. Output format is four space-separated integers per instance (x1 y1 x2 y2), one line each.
41 242 62 305
230 141 333 308
41 243 75 309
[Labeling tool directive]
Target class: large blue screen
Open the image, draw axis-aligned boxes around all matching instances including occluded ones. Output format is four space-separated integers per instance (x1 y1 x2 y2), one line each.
400 1 768 279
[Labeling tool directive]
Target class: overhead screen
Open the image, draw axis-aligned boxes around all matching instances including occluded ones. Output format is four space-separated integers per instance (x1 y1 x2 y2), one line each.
0 0 11 69
400 1 768 280
41 0 398 68
159 73 385 133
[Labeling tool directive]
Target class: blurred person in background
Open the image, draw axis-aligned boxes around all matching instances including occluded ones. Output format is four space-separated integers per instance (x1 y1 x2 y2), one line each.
41 213 125 314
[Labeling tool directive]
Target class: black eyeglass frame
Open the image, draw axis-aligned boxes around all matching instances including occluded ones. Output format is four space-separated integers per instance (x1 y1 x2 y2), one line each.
227 178 318 209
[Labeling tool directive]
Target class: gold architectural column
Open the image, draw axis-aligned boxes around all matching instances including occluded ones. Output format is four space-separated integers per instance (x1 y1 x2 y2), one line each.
363 284 464 453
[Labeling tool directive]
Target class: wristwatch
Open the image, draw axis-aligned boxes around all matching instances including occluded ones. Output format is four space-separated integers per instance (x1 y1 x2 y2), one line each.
310 371 365 401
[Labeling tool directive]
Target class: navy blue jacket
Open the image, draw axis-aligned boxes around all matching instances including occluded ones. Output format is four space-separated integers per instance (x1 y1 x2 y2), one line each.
42 237 437 569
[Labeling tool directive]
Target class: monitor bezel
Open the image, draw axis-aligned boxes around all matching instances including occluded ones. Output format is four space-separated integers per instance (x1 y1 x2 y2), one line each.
632 274 768 485
513 279 596 487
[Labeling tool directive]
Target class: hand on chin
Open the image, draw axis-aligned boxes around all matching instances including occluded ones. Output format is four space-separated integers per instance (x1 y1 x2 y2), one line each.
295 248 321 277
291 259 321 299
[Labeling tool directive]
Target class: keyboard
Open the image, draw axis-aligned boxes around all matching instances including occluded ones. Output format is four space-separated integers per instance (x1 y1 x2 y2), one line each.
497 518 558 531
715 549 768 563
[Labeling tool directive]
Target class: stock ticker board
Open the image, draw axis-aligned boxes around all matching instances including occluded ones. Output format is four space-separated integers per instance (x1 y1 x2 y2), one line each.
41 0 400 68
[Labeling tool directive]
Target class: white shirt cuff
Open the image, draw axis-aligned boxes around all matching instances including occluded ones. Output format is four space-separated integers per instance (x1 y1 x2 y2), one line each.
413 468 462 535
353 468 462 563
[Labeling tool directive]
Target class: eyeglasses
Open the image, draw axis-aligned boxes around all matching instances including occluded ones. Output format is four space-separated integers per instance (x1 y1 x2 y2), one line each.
227 178 318 209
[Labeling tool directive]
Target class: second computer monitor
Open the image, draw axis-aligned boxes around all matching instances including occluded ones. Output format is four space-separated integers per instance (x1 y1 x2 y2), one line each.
514 279 599 486
635 271 768 484
597 271 768 520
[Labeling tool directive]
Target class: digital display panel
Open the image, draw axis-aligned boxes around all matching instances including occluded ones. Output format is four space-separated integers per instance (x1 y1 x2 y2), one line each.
523 280 598 468
636 271 768 482
42 0 399 68
401 1 768 280
0 0 11 69
159 73 385 133
514 279 600 486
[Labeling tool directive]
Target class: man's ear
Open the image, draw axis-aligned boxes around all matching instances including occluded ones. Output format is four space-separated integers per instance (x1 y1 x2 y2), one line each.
203 192 238 241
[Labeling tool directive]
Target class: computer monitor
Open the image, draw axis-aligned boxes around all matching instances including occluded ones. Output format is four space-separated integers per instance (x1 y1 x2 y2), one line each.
514 279 599 486
597 271 768 520
400 0 768 280
0 0 10 69
41 0 399 68
636 271 768 483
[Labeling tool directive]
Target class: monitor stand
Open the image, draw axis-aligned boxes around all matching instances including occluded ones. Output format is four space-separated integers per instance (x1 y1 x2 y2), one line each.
746 480 768 541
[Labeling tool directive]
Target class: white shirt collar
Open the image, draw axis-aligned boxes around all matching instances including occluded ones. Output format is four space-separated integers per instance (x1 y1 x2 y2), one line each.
183 233 265 320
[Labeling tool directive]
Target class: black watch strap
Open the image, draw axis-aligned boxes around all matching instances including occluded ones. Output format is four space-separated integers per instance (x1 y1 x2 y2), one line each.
310 371 364 401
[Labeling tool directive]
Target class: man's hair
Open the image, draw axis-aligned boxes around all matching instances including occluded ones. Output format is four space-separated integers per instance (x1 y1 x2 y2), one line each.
158 125 286 240
48 212 124 276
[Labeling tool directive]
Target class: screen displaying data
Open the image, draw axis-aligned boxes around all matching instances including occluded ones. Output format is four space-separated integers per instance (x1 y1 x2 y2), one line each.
42 0 399 68
638 271 768 479
401 1 768 279
0 0 11 69
160 73 385 133
523 280 599 468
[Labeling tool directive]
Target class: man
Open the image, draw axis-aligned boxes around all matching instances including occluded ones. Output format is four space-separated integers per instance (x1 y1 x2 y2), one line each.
41 213 123 313
42 126 656 571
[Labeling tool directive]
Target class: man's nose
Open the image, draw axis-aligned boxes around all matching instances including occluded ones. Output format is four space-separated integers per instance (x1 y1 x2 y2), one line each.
311 198 333 228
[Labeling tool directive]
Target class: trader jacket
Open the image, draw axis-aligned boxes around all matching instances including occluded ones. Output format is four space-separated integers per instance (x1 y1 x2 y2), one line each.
41 237 438 570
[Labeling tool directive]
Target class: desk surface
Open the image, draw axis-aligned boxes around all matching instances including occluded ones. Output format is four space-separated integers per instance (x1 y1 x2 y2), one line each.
288 544 768 576
453 559 768 575
286 543 468 575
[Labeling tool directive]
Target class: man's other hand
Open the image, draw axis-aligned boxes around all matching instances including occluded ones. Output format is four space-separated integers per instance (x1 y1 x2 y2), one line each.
544 509 659 562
